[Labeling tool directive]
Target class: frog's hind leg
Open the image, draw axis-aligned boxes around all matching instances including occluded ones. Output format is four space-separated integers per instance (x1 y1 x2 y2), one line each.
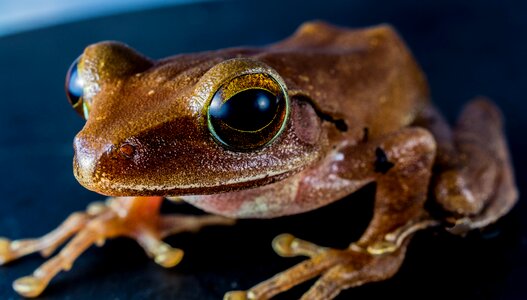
417 99 518 233
2 196 234 298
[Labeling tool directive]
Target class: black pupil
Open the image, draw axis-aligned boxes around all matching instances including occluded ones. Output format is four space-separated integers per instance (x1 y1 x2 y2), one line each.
66 59 83 105
210 88 280 131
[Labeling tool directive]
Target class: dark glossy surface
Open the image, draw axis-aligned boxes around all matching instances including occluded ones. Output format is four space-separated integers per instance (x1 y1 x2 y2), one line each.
209 85 286 150
210 89 279 132
0 0 525 299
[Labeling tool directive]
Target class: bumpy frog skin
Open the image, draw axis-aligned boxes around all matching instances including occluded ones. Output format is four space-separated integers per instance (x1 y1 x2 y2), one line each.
0 22 518 299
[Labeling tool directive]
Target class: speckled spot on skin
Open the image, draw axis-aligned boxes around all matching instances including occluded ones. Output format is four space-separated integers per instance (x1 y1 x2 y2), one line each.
299 75 310 82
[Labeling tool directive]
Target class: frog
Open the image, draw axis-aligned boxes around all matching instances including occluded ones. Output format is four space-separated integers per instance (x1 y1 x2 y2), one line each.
0 21 518 299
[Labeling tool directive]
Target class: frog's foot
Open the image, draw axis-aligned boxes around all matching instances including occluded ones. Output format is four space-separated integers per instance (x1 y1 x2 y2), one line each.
0 196 234 298
432 99 518 234
225 220 438 300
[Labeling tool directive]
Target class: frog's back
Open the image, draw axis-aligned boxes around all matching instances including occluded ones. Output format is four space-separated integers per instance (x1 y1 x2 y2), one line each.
258 21 430 139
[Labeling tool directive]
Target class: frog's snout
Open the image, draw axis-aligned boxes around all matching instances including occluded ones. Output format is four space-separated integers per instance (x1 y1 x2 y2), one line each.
72 134 107 192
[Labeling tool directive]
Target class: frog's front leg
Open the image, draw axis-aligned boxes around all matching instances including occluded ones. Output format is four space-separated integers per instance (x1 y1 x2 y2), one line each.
226 127 438 300
0 196 234 298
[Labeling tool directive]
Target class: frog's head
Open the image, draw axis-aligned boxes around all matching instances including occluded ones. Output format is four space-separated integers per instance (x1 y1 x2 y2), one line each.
68 42 325 196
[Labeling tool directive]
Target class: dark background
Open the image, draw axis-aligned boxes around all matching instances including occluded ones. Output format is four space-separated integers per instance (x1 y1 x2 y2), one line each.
0 0 526 299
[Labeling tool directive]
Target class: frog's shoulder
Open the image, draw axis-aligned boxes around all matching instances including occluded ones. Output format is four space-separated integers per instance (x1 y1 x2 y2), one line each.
270 21 403 51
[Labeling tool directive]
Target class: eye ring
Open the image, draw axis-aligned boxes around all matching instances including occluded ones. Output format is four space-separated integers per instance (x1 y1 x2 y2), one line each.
207 72 289 151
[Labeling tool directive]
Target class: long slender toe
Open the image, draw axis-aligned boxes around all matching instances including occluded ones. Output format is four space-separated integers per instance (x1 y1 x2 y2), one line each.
13 276 47 298
272 233 327 258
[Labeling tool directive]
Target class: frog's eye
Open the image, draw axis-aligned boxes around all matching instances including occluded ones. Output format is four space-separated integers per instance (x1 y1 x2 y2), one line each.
207 73 289 151
65 57 89 119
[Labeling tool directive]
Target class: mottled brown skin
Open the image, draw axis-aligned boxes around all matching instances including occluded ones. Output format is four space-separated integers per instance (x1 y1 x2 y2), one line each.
0 22 518 299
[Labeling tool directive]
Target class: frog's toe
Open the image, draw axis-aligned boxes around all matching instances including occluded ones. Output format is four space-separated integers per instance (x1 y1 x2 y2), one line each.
301 264 355 300
0 237 14 264
223 290 249 300
136 234 184 268
155 246 184 268
0 210 92 268
13 276 46 298
272 233 327 258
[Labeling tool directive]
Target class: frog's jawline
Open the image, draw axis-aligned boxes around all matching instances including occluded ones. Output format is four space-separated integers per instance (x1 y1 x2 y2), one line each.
90 168 299 197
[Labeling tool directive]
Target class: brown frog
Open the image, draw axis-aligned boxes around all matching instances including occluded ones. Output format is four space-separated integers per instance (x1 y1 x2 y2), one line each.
0 21 518 299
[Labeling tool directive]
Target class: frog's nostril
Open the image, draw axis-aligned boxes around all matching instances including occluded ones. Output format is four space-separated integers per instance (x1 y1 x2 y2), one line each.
118 143 135 159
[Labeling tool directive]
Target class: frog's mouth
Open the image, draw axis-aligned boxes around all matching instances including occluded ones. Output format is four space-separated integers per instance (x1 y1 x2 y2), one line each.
72 133 310 197
111 175 294 197
73 151 299 197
